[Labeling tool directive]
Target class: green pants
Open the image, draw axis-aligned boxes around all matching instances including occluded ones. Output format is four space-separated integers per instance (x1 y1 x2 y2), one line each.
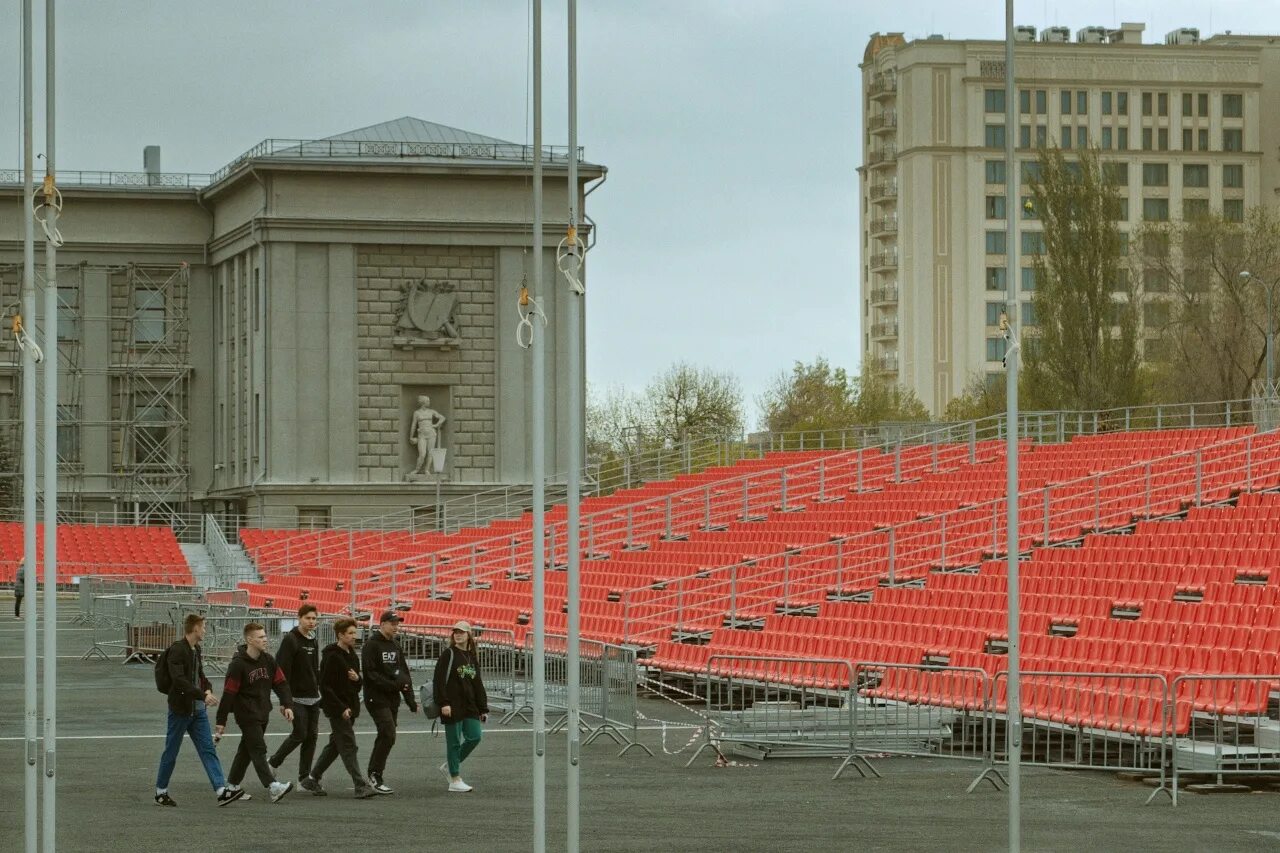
444 717 483 777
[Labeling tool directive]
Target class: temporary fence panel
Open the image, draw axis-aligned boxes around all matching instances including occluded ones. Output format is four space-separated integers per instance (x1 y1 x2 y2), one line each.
1169 674 1280 806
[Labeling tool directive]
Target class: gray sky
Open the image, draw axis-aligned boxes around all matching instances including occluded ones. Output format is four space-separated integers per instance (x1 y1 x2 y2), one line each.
1 0 1272 426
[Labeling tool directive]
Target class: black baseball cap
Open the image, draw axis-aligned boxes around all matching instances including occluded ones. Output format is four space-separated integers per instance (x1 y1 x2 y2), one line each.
379 610 403 624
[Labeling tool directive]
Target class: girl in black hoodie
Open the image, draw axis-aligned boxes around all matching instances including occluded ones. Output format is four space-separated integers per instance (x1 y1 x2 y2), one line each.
434 620 489 792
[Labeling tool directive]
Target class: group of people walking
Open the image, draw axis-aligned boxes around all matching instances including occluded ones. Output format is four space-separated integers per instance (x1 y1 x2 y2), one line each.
154 605 489 805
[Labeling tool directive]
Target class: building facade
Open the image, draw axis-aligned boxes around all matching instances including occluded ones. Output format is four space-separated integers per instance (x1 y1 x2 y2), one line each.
860 24 1280 413
0 117 603 526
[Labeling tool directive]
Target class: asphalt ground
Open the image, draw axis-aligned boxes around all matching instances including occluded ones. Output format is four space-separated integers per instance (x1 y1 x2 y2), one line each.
3 602 1280 852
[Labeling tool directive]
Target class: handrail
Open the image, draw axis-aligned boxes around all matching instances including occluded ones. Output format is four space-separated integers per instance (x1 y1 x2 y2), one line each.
0 169 211 188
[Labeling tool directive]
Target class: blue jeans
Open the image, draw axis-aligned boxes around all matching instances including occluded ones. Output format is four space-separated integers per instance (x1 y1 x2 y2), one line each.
155 705 226 791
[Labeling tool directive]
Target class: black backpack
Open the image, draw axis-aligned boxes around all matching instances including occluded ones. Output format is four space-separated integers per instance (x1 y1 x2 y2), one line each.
154 645 173 694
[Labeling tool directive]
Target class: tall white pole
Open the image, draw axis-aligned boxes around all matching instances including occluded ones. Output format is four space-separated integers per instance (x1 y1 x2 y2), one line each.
565 0 582 850
1003 2 1022 850
41 3 59 850
21 0 40 850
530 1 547 850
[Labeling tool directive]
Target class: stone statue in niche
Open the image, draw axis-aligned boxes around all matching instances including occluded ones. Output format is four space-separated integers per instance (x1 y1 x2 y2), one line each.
394 278 461 349
409 395 447 476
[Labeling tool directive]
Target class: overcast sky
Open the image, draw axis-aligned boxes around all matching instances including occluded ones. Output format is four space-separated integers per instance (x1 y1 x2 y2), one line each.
0 0 1273 427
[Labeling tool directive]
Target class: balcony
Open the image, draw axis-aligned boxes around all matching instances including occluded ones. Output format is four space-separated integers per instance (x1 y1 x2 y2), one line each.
867 145 897 168
871 321 899 339
869 181 899 201
870 284 899 305
870 250 898 270
870 215 898 236
869 73 898 99
868 111 898 134
877 353 900 372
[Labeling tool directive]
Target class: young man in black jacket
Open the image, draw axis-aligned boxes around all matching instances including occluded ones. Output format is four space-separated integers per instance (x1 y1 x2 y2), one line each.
215 622 296 803
361 610 418 794
305 618 376 799
153 613 243 807
269 604 323 792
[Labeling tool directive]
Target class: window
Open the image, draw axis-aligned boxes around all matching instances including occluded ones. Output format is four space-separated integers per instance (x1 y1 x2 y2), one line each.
1035 125 1048 148
1077 127 1088 149
1061 126 1072 149
1142 128 1153 151
56 404 79 464
1103 162 1129 186
985 124 1006 148
1077 91 1088 115
1158 93 1168 117
1021 196 1038 219
1020 303 1035 326
1019 89 1031 114
1224 199 1245 223
986 267 1007 291
297 507 332 530
1020 161 1042 183
1198 93 1209 116
1035 90 1047 113
1157 128 1169 151
57 283 79 342
1142 92 1153 116
1144 301 1171 328
133 394 171 466
133 288 166 344
985 89 1006 113
985 160 1006 184
1101 127 1113 150
1198 129 1209 151
1142 233 1170 259
1019 125 1031 149
1184 267 1211 293
1106 198 1129 221
1117 91 1129 115
986 303 1004 326
1109 269 1130 293
1223 164 1244 188
1143 198 1170 222
1142 163 1169 187
1021 267 1040 292
1182 129 1193 152
985 230 1007 254
1183 198 1210 220
1061 90 1072 115
986 337 1008 362
1183 164 1209 188
1223 128 1243 152
985 195 1006 219
1021 232 1045 254
1118 233 1130 256
1118 127 1129 150
253 268 260 333
1144 267 1169 293
1182 93 1193 116
1223 93 1243 118
1101 91 1113 115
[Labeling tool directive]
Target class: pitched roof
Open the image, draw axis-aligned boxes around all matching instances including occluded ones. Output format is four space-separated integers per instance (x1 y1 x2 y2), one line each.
322 116 515 147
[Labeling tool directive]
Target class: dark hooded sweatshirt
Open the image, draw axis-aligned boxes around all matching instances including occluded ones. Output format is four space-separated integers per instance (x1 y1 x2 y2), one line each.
361 630 417 711
276 626 321 701
319 642 362 720
216 648 293 727
432 644 489 722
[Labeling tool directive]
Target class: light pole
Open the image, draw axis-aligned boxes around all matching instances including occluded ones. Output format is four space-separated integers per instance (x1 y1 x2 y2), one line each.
1240 271 1276 393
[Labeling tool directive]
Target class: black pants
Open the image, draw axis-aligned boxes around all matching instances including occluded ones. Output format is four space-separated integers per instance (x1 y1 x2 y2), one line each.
269 701 320 778
228 719 275 788
14 594 21 618
366 703 399 777
311 712 364 786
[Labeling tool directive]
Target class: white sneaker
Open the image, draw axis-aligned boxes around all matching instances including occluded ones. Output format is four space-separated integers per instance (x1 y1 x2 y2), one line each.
269 781 294 803
448 780 473 793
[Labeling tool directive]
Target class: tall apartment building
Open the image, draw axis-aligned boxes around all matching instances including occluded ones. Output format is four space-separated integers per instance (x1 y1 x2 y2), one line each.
860 24 1280 414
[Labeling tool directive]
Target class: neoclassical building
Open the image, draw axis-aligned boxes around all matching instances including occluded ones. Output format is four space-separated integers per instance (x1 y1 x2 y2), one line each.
0 117 603 526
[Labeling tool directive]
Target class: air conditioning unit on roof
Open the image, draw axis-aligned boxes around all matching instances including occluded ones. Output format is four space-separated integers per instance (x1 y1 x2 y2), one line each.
1076 26 1107 43
1014 25 1036 42
1040 26 1070 43
1165 28 1201 45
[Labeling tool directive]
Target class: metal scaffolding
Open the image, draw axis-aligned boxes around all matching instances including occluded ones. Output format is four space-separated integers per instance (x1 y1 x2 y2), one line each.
114 263 191 524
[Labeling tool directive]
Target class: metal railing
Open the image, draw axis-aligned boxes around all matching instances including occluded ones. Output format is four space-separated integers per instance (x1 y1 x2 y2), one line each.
870 285 899 304
210 138 585 185
869 181 898 200
0 169 211 188
870 250 898 268
1168 673 1280 805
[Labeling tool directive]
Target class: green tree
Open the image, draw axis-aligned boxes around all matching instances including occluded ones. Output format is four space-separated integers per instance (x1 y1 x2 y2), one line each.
758 357 860 433
1021 146 1146 410
943 371 1007 422
854 364 929 424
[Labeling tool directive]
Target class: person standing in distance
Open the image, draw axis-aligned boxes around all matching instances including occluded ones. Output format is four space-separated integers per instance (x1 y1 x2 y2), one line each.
13 561 24 618
305 618 376 799
153 613 243 807
361 610 418 794
434 620 489 793
215 622 296 803
269 604 324 793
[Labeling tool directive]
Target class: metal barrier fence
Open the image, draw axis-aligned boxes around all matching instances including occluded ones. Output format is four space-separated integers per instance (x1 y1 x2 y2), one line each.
396 625 520 715
854 663 994 785
506 634 651 757
687 656 862 778
1169 674 1280 806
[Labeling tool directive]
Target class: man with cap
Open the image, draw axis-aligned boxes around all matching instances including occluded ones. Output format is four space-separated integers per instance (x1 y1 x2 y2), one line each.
361 610 418 794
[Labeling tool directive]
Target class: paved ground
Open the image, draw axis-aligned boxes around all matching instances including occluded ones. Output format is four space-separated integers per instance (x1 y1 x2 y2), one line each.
3 604 1280 852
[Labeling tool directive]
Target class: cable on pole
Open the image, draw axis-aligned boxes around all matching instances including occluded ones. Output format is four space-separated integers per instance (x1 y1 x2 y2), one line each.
33 174 63 248
10 314 43 364
556 227 586 296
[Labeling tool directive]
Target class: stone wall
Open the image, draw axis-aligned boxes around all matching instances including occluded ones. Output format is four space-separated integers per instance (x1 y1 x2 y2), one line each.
355 245 496 482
